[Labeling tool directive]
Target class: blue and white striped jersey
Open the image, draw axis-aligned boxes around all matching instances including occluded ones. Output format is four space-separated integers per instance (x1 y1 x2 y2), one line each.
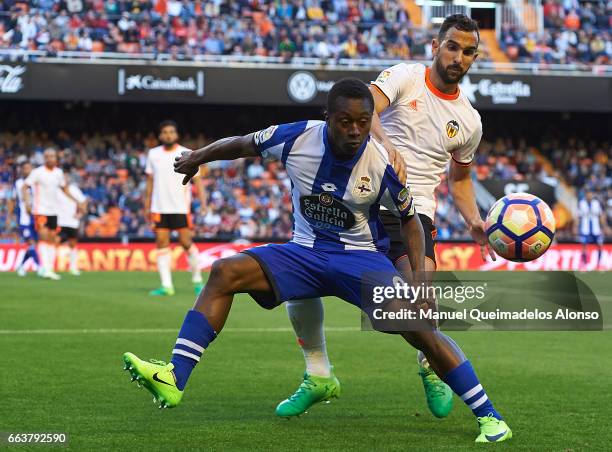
13 178 32 226
253 120 415 252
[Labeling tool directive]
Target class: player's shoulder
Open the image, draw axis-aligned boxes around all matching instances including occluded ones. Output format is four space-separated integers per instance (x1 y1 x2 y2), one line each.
254 120 322 149
378 62 423 81
365 136 392 167
457 90 482 130
147 145 164 155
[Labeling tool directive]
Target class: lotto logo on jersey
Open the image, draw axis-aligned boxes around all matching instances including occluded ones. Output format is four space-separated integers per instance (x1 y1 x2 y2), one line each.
446 120 460 138
254 125 278 146
375 70 392 84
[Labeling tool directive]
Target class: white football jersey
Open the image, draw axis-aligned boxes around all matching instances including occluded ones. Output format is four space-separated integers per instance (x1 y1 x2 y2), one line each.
372 63 482 221
24 166 66 216
578 199 602 236
58 184 87 228
145 144 193 214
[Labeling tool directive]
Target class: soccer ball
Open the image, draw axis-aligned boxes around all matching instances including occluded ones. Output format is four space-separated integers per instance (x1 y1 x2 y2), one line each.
485 193 556 262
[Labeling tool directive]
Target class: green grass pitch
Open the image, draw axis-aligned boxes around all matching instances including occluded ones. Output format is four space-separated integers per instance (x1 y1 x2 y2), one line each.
1 271 611 451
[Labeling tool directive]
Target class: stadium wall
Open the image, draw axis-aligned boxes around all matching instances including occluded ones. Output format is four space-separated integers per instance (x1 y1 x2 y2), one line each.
0 243 609 272
1 62 611 111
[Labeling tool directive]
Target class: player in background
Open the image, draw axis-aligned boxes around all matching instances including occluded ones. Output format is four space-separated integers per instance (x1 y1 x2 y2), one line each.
144 120 207 296
123 79 512 443
57 171 87 276
278 14 496 420
22 149 82 280
6 161 40 276
577 190 606 269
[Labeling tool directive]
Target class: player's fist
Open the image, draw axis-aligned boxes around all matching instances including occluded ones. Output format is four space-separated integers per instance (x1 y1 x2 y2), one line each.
174 150 199 185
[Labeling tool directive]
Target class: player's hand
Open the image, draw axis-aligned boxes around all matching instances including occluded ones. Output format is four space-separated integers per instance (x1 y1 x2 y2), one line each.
468 218 496 262
174 150 199 185
386 146 406 186
26 205 32 215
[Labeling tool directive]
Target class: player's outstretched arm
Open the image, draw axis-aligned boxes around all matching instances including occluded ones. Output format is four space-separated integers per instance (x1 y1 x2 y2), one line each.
448 160 495 261
174 134 258 185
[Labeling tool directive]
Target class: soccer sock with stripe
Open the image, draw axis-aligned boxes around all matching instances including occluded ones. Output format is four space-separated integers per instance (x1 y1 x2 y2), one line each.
48 245 57 273
188 245 203 284
69 248 78 272
38 242 50 273
286 298 332 377
157 247 173 288
170 310 217 390
443 360 502 420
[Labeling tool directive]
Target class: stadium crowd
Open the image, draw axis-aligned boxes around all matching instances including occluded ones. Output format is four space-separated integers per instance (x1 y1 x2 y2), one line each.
0 0 444 61
0 128 609 242
501 0 611 65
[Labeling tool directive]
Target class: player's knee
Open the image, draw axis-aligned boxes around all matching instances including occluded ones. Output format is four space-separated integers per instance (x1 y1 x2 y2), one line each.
210 258 239 288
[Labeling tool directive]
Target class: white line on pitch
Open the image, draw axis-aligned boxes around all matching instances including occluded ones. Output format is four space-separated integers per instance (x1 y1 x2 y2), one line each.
0 326 361 335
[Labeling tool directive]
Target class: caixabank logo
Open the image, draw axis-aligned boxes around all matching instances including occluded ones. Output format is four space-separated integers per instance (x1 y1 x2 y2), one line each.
0 65 25 94
117 68 204 97
460 75 531 105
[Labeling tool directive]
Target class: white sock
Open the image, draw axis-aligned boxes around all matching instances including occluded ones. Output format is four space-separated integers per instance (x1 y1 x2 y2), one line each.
48 244 57 273
38 242 49 273
70 248 78 272
188 245 202 284
286 298 331 377
157 248 173 288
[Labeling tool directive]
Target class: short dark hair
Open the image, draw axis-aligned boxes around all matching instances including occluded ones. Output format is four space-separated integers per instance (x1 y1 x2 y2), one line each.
159 119 178 133
326 78 374 114
438 14 480 44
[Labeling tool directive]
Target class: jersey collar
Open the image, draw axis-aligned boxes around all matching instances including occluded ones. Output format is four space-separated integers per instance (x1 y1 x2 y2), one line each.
323 124 370 167
425 67 460 101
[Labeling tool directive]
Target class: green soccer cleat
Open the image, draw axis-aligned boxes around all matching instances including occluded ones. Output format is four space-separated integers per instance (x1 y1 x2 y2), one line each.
149 286 175 296
193 282 204 296
275 370 341 418
418 364 453 418
475 414 513 443
122 352 183 408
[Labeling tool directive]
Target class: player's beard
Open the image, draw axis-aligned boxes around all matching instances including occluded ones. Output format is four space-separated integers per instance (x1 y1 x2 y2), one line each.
434 58 468 85
162 141 177 149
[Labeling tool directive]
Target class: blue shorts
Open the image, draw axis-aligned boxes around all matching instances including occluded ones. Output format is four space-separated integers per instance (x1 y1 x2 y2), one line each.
19 224 37 241
580 234 603 245
242 242 411 319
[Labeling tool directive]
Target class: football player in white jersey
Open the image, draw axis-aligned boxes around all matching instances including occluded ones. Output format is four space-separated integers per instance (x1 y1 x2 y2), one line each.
123 79 511 443
280 14 497 420
22 149 83 280
57 172 88 276
145 120 207 296
576 190 606 269
6 161 40 276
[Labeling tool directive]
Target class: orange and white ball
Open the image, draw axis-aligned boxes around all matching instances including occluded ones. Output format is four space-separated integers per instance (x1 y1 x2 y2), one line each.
485 193 556 262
